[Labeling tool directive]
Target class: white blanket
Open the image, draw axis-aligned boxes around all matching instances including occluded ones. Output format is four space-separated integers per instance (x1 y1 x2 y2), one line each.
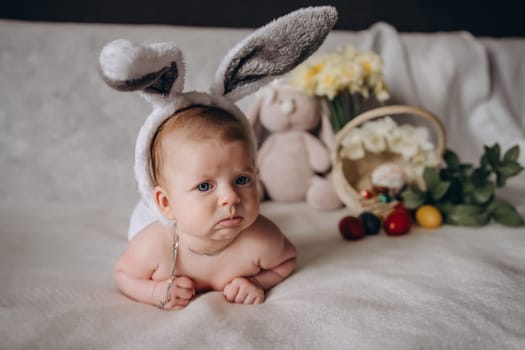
1 20 524 349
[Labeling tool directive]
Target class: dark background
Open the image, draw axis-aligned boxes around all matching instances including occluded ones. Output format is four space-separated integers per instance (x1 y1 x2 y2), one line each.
2 0 524 37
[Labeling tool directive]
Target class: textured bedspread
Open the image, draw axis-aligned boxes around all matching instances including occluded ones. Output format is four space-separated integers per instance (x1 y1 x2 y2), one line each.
1 20 524 349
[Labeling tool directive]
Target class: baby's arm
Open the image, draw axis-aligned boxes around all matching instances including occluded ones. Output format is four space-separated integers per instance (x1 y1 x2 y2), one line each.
114 222 195 310
248 216 297 290
223 215 296 304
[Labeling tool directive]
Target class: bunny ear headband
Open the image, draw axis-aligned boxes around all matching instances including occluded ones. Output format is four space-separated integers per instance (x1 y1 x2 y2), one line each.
99 6 338 223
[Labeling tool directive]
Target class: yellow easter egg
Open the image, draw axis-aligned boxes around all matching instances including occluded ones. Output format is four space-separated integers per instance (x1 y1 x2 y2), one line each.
416 205 443 228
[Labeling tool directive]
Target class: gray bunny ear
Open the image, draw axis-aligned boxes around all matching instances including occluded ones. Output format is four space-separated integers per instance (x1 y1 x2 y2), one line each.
210 6 338 101
99 39 185 102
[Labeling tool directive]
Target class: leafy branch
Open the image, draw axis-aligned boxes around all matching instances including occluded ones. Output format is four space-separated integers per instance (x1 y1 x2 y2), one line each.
401 144 524 226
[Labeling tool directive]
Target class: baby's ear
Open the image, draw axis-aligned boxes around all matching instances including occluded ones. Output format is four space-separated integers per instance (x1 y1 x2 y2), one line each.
153 186 176 221
98 39 185 105
210 6 338 102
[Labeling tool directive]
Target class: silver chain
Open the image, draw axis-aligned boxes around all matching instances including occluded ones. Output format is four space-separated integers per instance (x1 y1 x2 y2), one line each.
158 226 179 310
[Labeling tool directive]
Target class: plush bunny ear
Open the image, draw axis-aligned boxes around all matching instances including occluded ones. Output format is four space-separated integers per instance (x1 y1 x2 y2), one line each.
99 39 185 104
210 6 338 101
319 101 336 152
246 95 266 148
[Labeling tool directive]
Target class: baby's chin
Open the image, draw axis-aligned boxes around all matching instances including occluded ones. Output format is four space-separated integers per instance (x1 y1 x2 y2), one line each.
209 226 244 241
211 218 255 240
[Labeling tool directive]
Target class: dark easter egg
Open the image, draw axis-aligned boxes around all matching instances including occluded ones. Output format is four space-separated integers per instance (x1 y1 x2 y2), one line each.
359 212 381 235
338 216 365 241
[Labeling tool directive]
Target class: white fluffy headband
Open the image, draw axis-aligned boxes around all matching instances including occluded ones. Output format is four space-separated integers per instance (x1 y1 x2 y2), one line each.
98 6 338 223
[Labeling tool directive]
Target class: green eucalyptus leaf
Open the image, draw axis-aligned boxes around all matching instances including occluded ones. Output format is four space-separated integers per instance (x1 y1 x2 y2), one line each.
431 181 451 201
471 182 495 205
423 167 440 188
496 172 507 187
440 168 454 180
462 163 474 171
401 187 426 209
459 164 474 177
437 202 454 215
503 145 520 162
480 153 491 171
497 161 524 178
490 199 524 226
471 168 490 185
484 144 501 167
444 149 460 170
443 179 464 204
487 143 501 168
443 204 489 226
462 180 475 194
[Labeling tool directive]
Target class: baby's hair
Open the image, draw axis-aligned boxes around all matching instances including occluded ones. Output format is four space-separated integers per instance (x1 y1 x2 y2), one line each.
151 105 252 185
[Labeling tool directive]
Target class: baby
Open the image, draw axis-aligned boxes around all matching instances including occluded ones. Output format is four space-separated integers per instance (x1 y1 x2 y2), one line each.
99 5 337 310
114 105 297 310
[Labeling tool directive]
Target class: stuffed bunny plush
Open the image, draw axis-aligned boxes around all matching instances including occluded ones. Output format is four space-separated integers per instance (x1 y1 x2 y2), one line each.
98 6 338 238
248 84 343 210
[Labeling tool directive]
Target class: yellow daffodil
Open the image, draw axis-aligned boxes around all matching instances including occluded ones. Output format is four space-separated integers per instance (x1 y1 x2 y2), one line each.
289 45 390 131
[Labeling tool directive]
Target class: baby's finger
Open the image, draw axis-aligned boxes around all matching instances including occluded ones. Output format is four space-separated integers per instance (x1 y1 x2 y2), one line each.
223 283 239 302
164 296 190 310
234 288 249 304
172 286 194 300
243 294 257 305
253 294 264 304
175 276 194 289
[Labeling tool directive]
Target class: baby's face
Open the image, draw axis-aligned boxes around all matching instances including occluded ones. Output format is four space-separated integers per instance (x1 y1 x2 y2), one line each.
159 132 259 244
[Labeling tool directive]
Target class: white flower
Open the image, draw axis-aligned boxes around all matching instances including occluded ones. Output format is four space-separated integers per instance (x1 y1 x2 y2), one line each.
339 116 437 176
373 81 390 102
386 127 419 160
410 127 435 151
410 149 429 167
340 142 365 160
375 89 390 103
341 129 363 146
362 129 386 153
361 116 396 137
340 129 365 160
425 152 439 166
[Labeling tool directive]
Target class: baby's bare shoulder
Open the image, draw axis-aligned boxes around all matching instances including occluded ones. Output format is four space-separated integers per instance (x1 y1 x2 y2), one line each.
117 222 170 272
238 215 291 254
238 215 295 269
243 215 283 241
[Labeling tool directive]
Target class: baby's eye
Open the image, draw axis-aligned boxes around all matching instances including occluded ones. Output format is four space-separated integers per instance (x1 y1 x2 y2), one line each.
196 182 212 192
234 175 250 186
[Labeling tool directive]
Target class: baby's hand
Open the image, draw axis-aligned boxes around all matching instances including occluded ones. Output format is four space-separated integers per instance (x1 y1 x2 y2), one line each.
154 276 195 310
223 277 265 304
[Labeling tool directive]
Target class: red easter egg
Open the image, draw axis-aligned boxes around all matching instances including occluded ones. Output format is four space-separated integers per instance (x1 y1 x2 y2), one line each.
393 202 410 215
339 216 365 241
383 211 412 236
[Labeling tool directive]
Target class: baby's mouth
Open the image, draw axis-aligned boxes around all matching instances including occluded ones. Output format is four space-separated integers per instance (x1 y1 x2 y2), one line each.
217 216 243 228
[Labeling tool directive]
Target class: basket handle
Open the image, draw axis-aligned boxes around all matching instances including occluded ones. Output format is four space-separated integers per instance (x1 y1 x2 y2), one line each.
333 104 446 162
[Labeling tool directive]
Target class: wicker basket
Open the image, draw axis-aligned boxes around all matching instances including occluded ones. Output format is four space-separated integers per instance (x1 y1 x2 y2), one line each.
331 105 446 214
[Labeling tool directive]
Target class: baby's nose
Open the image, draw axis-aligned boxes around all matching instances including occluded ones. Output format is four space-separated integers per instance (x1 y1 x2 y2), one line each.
220 186 240 206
